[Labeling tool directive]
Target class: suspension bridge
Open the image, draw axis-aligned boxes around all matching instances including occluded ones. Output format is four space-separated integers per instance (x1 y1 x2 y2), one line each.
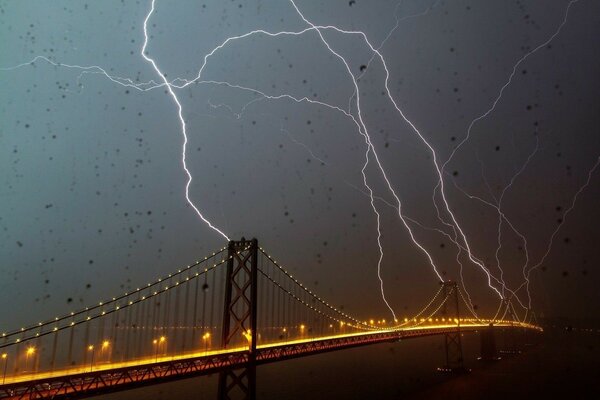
0 238 541 399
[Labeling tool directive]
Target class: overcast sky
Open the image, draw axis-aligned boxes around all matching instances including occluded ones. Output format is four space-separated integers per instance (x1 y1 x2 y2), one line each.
1 0 599 329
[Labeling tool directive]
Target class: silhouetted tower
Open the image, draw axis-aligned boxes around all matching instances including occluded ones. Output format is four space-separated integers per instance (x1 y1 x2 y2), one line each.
439 281 466 372
501 299 522 354
219 238 258 400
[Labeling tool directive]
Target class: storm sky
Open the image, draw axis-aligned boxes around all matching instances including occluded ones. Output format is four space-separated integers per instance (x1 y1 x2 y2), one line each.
1 0 599 330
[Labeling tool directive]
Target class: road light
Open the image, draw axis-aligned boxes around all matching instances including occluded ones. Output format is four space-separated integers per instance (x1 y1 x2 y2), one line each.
88 345 95 372
100 340 110 363
153 336 166 362
202 332 211 353
2 354 7 384
25 347 35 372
299 324 306 338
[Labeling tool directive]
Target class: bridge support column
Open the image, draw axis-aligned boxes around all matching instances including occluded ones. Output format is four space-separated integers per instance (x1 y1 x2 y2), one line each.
500 323 522 355
438 281 468 373
478 324 500 362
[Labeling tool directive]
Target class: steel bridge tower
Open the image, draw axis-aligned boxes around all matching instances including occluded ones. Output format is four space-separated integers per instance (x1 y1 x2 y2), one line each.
219 238 258 400
439 281 467 373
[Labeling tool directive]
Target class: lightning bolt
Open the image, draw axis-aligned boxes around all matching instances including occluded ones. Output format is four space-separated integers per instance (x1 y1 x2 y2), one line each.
351 0 441 110
493 136 539 305
517 155 600 307
447 136 541 312
1 0 592 323
443 0 580 167
432 0 581 309
289 0 457 320
140 0 230 241
288 0 512 310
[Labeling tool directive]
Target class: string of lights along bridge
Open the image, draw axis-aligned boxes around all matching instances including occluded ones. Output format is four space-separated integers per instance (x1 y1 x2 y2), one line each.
0 238 541 400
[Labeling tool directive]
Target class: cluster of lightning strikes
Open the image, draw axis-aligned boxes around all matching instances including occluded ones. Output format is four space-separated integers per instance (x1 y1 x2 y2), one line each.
1 0 595 322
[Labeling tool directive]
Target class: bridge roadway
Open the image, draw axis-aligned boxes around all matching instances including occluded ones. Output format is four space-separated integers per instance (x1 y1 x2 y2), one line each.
0 320 540 399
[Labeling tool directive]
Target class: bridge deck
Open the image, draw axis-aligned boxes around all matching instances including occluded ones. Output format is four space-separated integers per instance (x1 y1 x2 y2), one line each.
0 322 540 400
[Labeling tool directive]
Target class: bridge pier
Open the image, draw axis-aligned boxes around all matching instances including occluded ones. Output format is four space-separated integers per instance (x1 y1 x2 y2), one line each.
523 325 540 348
218 364 256 400
478 324 500 362
500 324 523 355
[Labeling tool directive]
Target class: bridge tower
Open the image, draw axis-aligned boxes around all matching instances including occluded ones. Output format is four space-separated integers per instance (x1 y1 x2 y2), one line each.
438 281 467 373
501 300 522 355
220 237 259 354
219 238 258 400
